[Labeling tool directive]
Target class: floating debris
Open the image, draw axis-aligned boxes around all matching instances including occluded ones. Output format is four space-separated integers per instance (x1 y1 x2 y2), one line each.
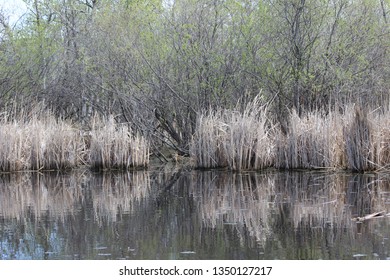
94 246 108 250
180 251 196 254
353 254 367 258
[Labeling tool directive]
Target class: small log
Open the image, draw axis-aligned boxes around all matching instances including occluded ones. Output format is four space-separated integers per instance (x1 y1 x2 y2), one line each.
352 211 387 222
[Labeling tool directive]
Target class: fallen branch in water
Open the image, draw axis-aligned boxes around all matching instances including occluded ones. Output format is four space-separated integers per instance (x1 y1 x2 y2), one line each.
352 210 390 222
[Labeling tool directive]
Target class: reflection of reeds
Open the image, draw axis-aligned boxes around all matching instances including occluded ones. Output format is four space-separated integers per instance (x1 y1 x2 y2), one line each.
191 171 275 245
277 173 351 229
190 171 390 248
273 172 390 231
2 171 388 229
90 171 151 224
0 172 85 222
0 171 151 224
1 170 389 259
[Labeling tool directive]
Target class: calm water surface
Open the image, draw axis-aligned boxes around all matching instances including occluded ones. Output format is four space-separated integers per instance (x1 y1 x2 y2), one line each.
0 169 389 260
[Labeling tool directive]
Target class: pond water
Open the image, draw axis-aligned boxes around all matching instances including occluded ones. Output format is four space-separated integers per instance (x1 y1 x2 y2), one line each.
0 168 389 260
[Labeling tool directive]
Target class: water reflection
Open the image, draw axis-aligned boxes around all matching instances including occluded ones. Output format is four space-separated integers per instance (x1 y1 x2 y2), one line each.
0 170 389 259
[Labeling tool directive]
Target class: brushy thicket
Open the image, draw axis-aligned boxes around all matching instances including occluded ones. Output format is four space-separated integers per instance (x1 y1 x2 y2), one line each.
0 111 149 172
191 102 390 172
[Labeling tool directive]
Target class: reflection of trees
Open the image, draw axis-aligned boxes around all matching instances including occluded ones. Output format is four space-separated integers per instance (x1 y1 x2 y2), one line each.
0 170 389 259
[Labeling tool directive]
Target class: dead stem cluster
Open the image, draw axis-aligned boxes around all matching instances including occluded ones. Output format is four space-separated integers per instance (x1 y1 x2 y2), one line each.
0 112 81 171
275 109 345 170
191 96 275 170
1 101 389 172
191 103 390 172
0 111 149 172
88 115 149 170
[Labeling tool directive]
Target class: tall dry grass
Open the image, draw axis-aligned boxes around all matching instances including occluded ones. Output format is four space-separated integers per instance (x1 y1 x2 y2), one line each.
276 105 390 171
275 109 346 170
343 106 374 171
191 101 390 172
371 112 390 171
0 108 149 172
0 111 82 171
88 115 149 170
190 96 275 170
1 102 389 172
277 105 390 171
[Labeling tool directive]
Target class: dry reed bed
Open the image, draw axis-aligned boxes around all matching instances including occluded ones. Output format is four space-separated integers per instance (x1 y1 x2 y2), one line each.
275 110 345 169
0 113 149 172
88 115 149 170
191 103 390 172
1 103 389 172
0 114 81 172
191 96 275 170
